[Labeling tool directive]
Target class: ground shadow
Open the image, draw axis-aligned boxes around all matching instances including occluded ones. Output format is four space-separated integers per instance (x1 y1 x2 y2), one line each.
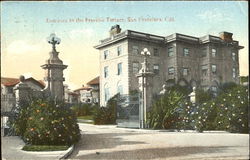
69 132 146 158
71 146 234 159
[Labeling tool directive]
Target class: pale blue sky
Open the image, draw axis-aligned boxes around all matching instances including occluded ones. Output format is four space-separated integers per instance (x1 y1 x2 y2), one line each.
1 1 248 89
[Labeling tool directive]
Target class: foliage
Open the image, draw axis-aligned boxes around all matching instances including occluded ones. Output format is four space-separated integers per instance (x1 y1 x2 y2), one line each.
22 145 69 151
10 99 33 137
71 103 96 117
148 84 249 133
195 89 213 104
240 76 249 84
93 94 118 125
13 99 81 145
77 115 93 120
214 85 249 133
147 87 187 129
176 101 218 132
218 82 237 94
129 89 139 95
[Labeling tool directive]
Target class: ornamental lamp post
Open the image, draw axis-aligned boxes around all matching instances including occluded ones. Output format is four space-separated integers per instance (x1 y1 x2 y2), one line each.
47 33 61 52
136 48 153 129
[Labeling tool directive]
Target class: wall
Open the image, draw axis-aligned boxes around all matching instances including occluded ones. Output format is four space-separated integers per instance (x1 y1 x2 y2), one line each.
99 40 129 106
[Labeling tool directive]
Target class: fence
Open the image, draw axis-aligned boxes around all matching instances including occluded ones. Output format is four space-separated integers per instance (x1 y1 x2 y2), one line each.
1 94 16 115
116 94 140 128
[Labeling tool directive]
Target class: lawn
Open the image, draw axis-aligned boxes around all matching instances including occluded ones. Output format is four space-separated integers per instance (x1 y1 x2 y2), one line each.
77 115 93 120
22 145 69 151
77 115 94 124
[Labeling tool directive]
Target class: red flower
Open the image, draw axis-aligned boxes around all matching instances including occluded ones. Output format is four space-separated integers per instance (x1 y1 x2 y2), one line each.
40 103 46 107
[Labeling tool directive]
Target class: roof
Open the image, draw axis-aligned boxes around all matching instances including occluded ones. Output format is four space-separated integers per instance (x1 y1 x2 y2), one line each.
1 77 20 86
1 77 45 88
95 30 243 49
74 87 92 92
87 76 99 85
68 92 79 96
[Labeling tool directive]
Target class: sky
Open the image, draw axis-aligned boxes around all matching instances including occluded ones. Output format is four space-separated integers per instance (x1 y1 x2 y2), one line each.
1 1 248 90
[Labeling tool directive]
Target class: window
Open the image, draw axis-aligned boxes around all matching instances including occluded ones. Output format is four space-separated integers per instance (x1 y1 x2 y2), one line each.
104 50 109 59
168 67 175 75
211 64 217 74
168 47 174 57
153 48 159 56
202 48 207 57
232 52 236 61
233 68 236 78
117 46 122 56
132 62 139 73
104 85 110 102
201 65 208 76
117 82 123 94
118 63 122 75
153 64 159 74
183 48 189 56
211 86 217 92
212 48 216 57
104 66 108 78
132 46 139 54
183 68 189 76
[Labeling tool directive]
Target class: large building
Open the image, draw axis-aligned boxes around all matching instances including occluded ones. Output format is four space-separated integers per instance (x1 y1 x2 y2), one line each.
94 25 243 107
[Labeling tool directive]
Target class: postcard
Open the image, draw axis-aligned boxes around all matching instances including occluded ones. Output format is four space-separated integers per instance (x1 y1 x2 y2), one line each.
1 1 249 160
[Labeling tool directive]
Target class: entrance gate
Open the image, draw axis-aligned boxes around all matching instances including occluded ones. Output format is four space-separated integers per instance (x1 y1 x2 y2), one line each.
116 94 140 128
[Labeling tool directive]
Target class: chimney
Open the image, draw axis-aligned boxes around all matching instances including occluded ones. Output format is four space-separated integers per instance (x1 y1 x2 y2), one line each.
219 32 233 42
109 25 121 37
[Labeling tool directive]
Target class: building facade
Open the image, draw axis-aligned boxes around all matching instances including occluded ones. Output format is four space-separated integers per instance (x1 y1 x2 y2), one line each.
95 25 243 107
86 76 100 104
73 76 100 104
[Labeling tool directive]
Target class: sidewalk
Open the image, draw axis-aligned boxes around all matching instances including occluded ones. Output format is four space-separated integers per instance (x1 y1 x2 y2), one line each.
2 136 73 160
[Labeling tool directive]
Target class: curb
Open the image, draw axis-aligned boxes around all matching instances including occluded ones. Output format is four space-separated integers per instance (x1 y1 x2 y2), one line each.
59 144 74 160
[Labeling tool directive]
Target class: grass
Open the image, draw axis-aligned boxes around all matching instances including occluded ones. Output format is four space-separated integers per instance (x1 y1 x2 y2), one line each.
77 115 94 124
22 145 69 151
77 115 93 120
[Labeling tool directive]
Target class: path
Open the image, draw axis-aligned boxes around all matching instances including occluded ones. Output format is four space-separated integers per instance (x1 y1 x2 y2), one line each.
2 136 72 160
69 123 249 159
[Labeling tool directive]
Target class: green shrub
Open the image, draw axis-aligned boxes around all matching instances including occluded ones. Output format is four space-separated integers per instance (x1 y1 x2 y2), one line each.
14 99 80 145
195 89 213 104
214 85 248 133
71 103 97 117
93 94 118 125
148 87 186 129
148 84 248 133
176 85 248 133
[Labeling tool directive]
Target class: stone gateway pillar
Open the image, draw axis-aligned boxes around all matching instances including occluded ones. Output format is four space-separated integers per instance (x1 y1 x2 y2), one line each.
41 33 67 102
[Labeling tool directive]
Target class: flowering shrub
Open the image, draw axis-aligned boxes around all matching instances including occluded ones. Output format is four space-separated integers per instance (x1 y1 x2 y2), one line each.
214 85 248 133
14 99 80 145
148 84 249 133
177 101 218 132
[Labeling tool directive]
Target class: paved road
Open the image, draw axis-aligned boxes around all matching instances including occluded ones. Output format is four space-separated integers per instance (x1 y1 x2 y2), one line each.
69 123 249 160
